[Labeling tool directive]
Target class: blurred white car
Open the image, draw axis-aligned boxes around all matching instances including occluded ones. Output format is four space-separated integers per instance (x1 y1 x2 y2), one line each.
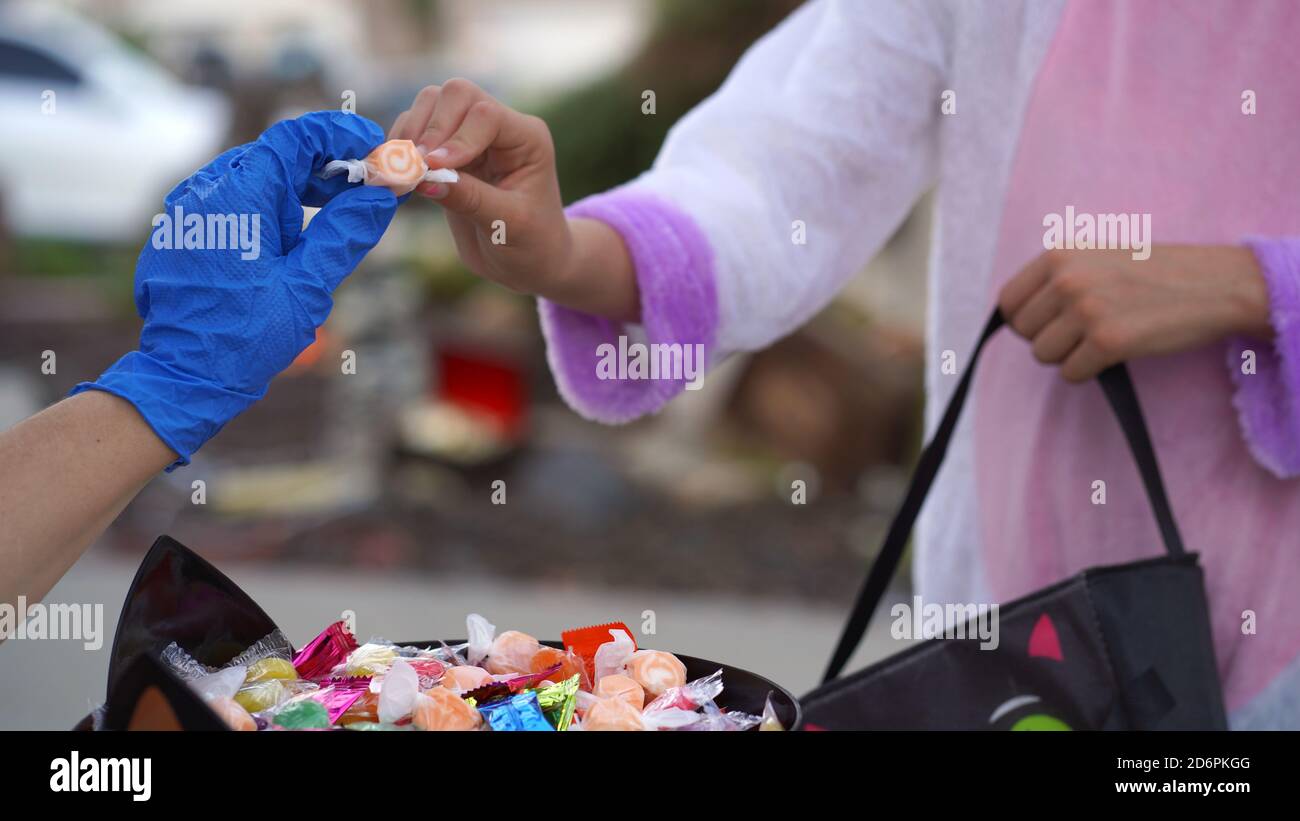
0 2 230 242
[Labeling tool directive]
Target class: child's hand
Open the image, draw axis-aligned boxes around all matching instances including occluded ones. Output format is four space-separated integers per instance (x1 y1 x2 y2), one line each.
998 246 1272 382
390 80 638 321
389 80 571 294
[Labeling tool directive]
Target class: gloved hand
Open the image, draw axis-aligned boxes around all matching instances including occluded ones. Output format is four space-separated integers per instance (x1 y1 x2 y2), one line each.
72 111 399 469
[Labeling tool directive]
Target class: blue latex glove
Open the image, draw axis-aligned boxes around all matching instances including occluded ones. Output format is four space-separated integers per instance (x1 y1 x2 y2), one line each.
72 111 398 469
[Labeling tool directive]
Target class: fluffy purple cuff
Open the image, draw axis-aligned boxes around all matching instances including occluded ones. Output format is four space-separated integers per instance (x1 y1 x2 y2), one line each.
537 188 718 424
1227 237 1300 477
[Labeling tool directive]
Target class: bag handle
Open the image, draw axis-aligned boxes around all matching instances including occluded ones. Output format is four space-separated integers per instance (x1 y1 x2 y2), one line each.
820 309 1186 684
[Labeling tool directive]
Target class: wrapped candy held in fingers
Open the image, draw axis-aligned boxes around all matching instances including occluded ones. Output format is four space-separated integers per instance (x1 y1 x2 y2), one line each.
321 139 459 196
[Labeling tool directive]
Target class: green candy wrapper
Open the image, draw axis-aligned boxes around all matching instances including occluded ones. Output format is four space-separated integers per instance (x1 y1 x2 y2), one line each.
273 699 331 730
536 674 580 731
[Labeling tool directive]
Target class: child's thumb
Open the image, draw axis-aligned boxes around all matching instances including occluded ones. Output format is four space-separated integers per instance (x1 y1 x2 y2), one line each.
421 171 512 232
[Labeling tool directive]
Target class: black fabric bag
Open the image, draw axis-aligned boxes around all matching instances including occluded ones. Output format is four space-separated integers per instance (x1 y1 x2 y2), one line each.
801 310 1228 730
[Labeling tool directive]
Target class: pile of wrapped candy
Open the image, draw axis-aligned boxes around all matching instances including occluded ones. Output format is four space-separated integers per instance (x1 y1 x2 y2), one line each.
162 615 783 731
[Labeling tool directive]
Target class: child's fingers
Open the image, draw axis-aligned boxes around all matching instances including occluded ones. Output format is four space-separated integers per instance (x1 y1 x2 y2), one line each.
415 78 488 152
1030 314 1084 365
388 109 410 140
417 169 512 230
391 84 441 142
1061 338 1110 383
1007 280 1062 340
998 251 1055 319
425 100 541 170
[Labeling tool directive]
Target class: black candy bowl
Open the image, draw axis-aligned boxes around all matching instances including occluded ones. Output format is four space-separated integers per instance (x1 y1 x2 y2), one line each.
89 536 802 731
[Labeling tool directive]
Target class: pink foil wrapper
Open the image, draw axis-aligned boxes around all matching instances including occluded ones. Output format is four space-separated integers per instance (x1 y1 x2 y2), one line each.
503 663 562 692
313 676 371 724
292 621 358 682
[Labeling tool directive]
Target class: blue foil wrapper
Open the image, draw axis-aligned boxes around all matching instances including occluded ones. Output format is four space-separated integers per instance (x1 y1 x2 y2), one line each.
481 691 554 731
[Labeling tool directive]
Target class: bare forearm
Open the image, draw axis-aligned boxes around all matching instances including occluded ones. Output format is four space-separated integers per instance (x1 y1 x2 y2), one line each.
0 391 175 610
542 218 640 323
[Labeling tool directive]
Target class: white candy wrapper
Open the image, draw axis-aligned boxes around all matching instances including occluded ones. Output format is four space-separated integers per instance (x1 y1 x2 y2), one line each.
320 138 458 195
466 613 495 667
377 657 420 723
189 665 247 701
593 628 636 683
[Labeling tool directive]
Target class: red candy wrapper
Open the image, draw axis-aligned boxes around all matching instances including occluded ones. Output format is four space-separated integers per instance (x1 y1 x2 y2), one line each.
409 658 447 690
561 622 635 688
464 681 512 705
292 621 358 682
503 663 561 693
463 662 563 707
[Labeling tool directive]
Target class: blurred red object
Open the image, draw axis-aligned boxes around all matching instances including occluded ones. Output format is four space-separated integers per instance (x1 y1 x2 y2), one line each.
436 346 527 437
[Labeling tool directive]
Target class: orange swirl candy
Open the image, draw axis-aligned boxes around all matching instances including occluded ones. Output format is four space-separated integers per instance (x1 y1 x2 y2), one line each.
440 665 491 693
594 674 645 710
364 139 430 195
484 630 541 675
529 646 586 685
625 650 687 697
583 697 644 731
412 687 481 731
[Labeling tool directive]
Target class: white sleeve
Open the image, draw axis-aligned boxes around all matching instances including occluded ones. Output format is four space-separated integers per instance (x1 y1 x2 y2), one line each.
631 0 948 356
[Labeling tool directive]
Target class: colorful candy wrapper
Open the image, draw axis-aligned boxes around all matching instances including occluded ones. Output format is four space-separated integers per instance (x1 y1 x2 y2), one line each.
480 691 554 732
529 646 588 688
536 674 580 731
312 677 371 724
409 658 446 689
462 680 512 705
337 690 380 726
377 657 478 727
345 641 448 687
272 699 331 730
644 669 724 715
502 662 561 693
562 621 635 686
292 620 358 682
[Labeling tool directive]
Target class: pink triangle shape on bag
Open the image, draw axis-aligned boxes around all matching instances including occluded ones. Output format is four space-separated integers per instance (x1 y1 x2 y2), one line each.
1027 613 1063 661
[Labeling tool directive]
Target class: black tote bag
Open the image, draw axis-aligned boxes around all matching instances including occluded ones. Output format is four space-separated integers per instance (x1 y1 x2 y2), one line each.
801 310 1228 730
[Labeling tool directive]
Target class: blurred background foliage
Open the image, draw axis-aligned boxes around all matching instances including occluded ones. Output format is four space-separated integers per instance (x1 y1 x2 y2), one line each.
543 0 804 202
